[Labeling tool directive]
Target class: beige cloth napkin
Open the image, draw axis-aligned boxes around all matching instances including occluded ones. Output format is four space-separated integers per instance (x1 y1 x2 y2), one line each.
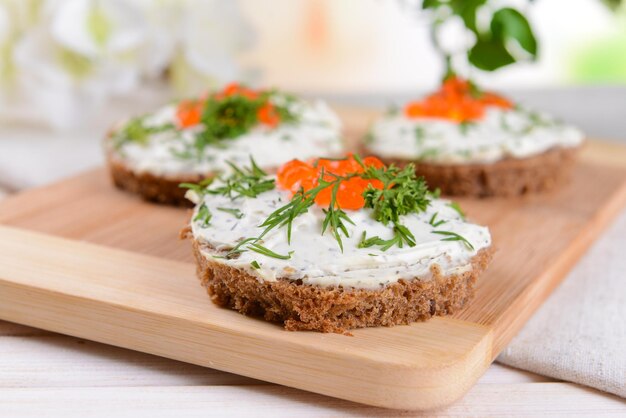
497 209 626 398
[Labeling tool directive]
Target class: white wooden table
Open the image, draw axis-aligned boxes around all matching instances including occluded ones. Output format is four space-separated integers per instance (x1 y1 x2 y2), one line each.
1 319 624 417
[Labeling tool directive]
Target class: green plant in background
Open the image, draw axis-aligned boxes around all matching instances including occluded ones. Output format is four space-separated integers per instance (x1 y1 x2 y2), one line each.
422 0 538 75
422 0 626 83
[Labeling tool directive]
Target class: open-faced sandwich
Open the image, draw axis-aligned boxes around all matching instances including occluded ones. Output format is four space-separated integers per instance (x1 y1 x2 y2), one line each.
106 83 343 205
183 155 493 333
364 77 584 197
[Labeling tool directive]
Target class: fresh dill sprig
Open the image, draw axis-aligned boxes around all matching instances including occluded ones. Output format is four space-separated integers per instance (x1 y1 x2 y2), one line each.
320 179 355 252
113 118 175 148
428 212 447 227
248 243 293 260
447 201 466 220
459 121 475 135
415 126 426 145
431 230 474 250
229 155 436 257
179 178 214 196
229 168 358 256
217 207 244 219
207 158 276 199
358 223 416 251
181 157 275 201
193 203 212 227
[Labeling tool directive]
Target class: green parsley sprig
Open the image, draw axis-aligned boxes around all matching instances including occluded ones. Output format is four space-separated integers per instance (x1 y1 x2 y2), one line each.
358 159 431 225
194 90 298 150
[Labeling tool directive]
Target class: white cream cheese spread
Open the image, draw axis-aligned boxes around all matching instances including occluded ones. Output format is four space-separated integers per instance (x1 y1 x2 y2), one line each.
367 106 584 164
187 182 491 290
109 97 343 176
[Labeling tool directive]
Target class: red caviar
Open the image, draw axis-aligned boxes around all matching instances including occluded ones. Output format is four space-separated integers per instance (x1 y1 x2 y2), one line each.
215 82 259 100
277 155 385 210
257 102 280 127
176 99 204 128
176 82 283 129
404 76 513 123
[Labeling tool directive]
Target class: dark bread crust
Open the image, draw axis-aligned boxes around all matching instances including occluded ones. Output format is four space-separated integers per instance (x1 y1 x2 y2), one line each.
365 146 579 197
191 238 493 333
107 154 208 207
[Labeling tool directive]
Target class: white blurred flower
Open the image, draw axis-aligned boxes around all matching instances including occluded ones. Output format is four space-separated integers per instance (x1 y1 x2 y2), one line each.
435 15 476 55
5 0 169 128
0 0 255 129
170 0 254 95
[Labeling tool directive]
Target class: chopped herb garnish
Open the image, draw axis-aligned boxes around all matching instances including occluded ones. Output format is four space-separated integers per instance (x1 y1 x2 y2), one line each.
359 162 431 226
459 121 474 135
217 207 244 219
180 178 214 196
431 230 474 250
358 223 416 251
193 203 212 227
248 243 293 260
428 212 447 227
415 126 426 145
182 157 275 201
448 201 466 219
195 90 298 149
320 181 355 252
113 118 175 148
229 156 434 257
250 260 261 270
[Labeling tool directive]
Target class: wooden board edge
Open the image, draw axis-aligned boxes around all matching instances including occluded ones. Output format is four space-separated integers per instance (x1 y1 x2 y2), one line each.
0 225 494 410
490 173 626 353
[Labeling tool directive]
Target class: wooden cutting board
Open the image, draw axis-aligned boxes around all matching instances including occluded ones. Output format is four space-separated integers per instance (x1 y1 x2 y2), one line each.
0 109 625 410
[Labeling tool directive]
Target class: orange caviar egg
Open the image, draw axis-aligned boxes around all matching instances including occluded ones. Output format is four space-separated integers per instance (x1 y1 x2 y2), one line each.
216 82 259 100
257 102 280 127
176 99 204 128
479 92 513 109
277 155 384 210
403 76 511 123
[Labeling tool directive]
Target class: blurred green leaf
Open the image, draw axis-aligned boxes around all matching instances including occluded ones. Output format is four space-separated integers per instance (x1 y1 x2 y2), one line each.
491 7 538 57
468 38 515 71
422 0 538 73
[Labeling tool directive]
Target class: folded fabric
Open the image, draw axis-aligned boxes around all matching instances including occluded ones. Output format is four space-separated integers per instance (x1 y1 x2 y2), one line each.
498 209 626 398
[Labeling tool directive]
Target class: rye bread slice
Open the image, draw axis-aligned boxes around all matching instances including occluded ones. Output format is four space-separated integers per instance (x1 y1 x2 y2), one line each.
107 154 206 207
189 236 493 333
364 146 579 198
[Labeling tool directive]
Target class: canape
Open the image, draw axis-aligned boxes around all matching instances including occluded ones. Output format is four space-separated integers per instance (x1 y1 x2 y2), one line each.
364 77 584 197
183 155 493 333
106 83 344 205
